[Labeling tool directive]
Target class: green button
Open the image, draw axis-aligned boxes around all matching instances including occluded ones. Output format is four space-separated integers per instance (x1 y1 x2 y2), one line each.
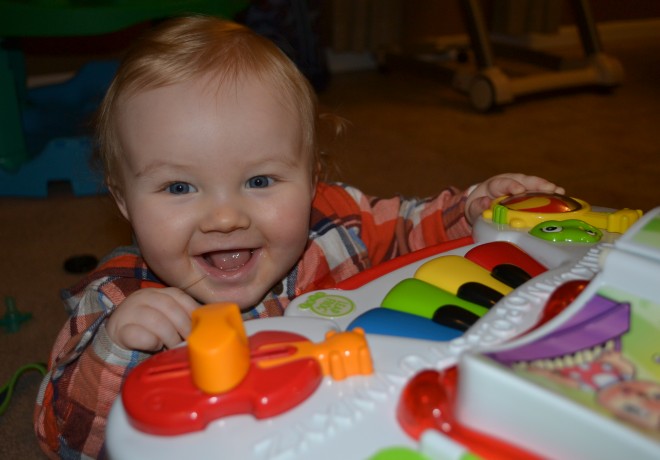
367 446 428 460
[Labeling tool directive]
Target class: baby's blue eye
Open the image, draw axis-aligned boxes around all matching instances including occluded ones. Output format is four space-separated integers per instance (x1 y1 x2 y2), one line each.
246 176 274 189
167 182 195 194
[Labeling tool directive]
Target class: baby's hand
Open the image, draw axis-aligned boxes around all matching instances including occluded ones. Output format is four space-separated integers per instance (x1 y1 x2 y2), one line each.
465 173 565 224
106 287 200 352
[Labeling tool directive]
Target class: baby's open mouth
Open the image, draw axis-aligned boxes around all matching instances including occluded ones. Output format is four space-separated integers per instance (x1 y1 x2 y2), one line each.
203 249 255 272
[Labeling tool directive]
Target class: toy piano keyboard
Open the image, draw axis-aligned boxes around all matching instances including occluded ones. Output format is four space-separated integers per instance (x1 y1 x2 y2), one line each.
106 193 660 460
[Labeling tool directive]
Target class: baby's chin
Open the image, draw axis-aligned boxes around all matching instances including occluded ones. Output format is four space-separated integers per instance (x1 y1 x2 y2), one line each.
187 284 267 312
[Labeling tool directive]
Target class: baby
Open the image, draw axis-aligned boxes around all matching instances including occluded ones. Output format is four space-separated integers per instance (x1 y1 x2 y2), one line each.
35 16 564 458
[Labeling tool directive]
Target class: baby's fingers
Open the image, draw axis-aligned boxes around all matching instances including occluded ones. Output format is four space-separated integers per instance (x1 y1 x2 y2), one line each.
163 302 195 343
117 323 163 352
511 175 565 195
162 287 201 316
127 306 185 350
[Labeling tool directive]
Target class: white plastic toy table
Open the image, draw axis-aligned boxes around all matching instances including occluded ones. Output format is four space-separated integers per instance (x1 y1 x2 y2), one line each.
106 195 659 460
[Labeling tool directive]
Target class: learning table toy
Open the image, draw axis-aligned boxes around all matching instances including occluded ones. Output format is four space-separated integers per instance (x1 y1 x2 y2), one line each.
106 194 659 460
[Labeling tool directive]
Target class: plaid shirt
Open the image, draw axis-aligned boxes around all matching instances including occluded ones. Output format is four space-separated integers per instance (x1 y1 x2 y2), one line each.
34 182 470 459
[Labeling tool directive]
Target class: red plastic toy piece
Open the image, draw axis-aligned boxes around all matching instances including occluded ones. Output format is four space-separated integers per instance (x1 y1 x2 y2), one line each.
499 193 582 214
396 368 542 460
122 330 323 436
464 241 547 277
532 279 589 332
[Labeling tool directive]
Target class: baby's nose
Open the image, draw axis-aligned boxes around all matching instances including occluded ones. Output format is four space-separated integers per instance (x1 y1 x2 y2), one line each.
200 201 250 233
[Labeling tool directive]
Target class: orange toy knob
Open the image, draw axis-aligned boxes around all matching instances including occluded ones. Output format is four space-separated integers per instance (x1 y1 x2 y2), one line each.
188 303 250 394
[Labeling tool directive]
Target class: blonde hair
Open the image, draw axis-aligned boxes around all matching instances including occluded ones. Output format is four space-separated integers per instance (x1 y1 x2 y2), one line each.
95 15 325 193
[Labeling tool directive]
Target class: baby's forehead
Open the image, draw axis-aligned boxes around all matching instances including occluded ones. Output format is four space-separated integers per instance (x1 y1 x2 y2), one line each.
116 72 308 151
114 66 315 160
123 70 299 115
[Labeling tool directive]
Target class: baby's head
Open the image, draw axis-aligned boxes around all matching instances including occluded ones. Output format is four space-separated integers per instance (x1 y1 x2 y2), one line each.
95 16 325 309
95 15 319 195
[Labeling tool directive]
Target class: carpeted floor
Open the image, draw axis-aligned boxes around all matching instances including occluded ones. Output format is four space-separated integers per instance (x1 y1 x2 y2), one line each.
1 29 659 459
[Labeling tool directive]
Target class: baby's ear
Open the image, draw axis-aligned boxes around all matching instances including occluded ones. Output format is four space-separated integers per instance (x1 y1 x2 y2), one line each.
312 162 321 190
109 184 130 222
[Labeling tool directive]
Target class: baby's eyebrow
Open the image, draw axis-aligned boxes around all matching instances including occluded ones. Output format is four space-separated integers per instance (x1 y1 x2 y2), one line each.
253 150 306 168
134 160 191 178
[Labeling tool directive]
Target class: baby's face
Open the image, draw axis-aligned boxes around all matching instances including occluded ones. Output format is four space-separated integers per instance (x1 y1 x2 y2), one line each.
113 73 315 309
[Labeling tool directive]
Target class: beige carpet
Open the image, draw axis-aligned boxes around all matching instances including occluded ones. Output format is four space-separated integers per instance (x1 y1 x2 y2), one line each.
1 32 659 459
